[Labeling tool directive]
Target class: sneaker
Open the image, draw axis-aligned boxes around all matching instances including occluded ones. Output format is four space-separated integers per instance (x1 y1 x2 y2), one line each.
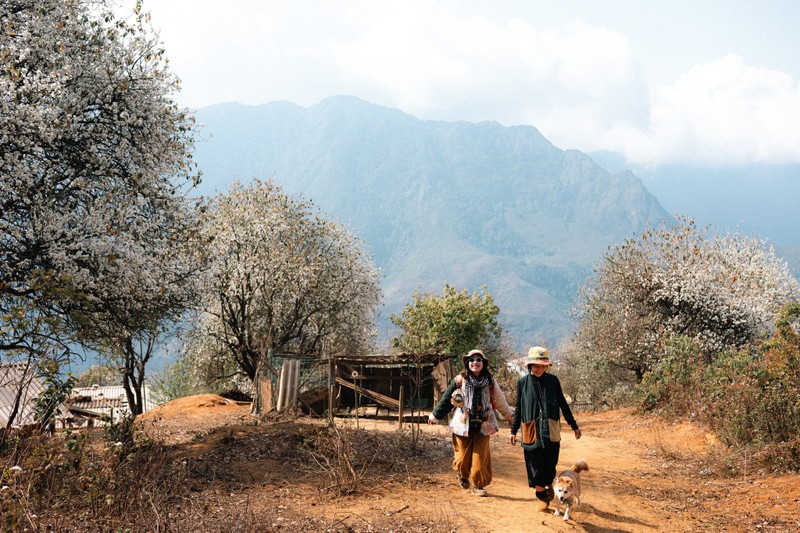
459 478 470 489
472 487 488 497
545 485 555 502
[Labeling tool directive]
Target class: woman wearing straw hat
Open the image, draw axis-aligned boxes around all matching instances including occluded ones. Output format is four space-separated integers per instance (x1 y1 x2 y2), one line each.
509 346 582 509
427 348 514 497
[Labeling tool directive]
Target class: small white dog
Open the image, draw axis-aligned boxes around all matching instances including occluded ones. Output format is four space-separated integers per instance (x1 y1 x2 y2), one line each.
552 460 589 521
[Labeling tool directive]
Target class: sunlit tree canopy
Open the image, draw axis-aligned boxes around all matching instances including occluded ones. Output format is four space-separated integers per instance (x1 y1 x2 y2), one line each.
192 179 382 382
573 216 800 381
1 0 199 360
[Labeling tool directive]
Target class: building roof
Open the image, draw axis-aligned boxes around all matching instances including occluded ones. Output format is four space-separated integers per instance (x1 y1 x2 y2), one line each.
0 363 45 428
323 352 448 366
67 384 157 415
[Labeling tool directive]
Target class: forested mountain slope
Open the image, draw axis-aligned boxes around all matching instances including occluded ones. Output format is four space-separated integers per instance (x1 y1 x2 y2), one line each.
193 96 670 345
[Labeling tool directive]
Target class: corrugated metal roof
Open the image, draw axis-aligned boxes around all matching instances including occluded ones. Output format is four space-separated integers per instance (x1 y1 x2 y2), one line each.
0 363 45 428
68 385 157 415
323 352 447 366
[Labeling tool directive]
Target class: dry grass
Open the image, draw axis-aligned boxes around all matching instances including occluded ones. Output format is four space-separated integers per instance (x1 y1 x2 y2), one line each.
1 418 458 532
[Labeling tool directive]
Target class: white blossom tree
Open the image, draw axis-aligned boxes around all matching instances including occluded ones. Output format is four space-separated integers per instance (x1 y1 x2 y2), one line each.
192 179 382 383
0 0 200 411
77 198 203 414
573 216 800 381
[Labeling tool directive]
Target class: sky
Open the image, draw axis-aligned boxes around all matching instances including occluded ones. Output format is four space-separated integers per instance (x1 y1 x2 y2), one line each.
122 0 800 169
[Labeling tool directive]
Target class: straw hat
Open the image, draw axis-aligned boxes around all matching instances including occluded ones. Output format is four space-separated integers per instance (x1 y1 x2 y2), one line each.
521 346 552 367
462 348 489 367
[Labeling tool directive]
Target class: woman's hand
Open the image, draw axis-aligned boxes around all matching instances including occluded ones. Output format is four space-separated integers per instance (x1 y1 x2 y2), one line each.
574 428 582 439
427 416 438 425
508 433 517 446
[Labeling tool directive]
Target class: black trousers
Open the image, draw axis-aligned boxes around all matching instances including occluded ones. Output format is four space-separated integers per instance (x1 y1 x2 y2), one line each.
522 440 560 488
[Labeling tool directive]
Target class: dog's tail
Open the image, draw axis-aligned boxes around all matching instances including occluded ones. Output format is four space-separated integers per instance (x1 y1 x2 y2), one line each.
570 459 589 473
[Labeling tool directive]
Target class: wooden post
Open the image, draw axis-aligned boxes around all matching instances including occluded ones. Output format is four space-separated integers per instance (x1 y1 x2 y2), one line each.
289 360 299 410
277 360 288 411
262 374 273 412
251 360 262 416
327 357 335 425
328 384 334 426
398 385 405 428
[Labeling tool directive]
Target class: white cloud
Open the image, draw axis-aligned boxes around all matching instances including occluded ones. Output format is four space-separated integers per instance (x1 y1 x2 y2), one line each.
125 1 800 167
534 55 800 167
326 7 647 136
644 55 800 166
549 22 635 97
331 3 475 110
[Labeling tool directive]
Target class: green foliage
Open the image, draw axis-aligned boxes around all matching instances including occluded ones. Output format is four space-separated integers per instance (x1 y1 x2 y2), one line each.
149 357 198 404
632 303 800 471
696 304 800 451
639 344 799 449
699 351 772 445
389 284 502 359
760 302 800 382
75 365 119 387
33 361 76 432
636 336 703 414
103 414 138 452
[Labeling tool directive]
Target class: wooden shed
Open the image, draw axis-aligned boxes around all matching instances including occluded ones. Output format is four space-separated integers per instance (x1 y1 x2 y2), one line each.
320 352 455 425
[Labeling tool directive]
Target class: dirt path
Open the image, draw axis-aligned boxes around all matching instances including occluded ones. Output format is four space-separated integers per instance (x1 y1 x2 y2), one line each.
325 409 799 532
140 396 800 532
440 410 696 532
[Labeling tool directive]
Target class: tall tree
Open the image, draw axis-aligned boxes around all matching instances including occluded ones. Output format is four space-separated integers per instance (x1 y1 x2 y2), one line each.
76 192 202 415
193 179 382 383
389 283 502 359
573 217 800 382
0 0 199 398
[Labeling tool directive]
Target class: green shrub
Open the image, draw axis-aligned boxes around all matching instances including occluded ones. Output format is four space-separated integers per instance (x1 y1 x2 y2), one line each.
699 350 765 444
636 336 702 415
632 306 800 474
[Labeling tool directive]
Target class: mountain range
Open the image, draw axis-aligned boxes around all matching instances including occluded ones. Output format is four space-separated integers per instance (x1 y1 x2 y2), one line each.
190 96 795 348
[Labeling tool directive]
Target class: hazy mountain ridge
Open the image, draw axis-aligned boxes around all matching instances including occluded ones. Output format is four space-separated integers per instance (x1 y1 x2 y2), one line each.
193 96 670 345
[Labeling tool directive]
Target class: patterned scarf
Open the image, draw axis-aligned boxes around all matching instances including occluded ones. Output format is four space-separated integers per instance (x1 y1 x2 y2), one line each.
463 372 492 425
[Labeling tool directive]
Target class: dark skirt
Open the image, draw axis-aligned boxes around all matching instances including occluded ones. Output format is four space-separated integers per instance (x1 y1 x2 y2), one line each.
522 440 560 488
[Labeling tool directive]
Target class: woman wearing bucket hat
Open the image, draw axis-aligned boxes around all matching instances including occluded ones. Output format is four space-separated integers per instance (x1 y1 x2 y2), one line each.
427 348 514 497
509 346 581 510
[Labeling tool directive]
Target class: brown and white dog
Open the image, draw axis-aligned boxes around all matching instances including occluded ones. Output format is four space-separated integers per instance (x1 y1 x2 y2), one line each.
552 460 589 521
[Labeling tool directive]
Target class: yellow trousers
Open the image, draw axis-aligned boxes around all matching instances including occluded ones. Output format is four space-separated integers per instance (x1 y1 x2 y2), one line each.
452 432 492 489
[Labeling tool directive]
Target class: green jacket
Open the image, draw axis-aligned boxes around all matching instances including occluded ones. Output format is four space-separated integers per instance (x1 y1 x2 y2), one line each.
510 373 578 450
